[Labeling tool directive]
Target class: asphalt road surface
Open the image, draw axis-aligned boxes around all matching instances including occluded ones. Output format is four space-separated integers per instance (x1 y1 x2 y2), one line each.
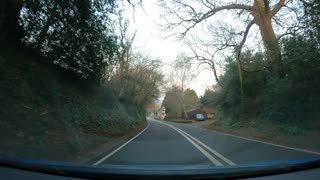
94 118 320 166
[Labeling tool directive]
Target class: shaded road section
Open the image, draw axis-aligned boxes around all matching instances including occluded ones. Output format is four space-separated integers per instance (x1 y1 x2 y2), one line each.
98 119 320 166
164 120 320 165
100 119 210 165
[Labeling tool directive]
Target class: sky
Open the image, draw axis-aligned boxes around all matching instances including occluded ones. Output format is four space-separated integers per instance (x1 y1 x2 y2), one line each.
123 1 216 96
121 0 296 97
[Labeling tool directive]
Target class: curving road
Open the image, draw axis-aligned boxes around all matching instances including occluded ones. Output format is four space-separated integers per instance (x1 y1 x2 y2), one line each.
94 118 320 166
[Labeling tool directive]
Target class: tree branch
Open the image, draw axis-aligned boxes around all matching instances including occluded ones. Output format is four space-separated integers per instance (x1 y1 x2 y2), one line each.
271 0 285 16
277 26 305 40
187 39 221 85
180 3 255 37
236 20 266 73
238 20 255 51
297 0 311 6
191 54 220 85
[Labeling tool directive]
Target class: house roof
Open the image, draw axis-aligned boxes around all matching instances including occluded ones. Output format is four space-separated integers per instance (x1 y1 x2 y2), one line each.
202 107 217 113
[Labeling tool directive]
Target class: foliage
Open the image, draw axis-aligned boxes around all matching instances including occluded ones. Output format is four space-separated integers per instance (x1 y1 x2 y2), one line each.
166 54 199 119
213 119 244 129
303 0 320 41
158 0 305 78
162 86 183 118
162 86 200 118
279 124 305 136
201 34 320 129
0 1 164 159
200 89 217 107
171 53 197 89
183 88 200 110
1 0 163 130
20 0 118 81
107 48 164 107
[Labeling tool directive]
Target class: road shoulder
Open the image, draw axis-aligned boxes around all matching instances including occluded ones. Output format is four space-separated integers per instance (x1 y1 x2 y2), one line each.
201 121 320 155
75 120 148 164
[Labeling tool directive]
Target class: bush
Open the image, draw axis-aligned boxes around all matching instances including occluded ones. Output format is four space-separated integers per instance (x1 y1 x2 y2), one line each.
201 36 320 130
213 119 244 129
279 124 305 136
0 46 146 154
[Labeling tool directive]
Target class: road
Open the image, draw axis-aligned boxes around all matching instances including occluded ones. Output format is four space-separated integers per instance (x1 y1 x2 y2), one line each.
94 118 320 166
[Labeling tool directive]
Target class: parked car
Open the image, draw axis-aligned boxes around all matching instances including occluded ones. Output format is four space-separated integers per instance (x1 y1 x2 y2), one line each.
195 113 205 121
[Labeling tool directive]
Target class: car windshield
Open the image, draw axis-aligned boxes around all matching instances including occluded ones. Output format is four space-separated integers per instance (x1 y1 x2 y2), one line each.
1 0 320 176
196 114 204 118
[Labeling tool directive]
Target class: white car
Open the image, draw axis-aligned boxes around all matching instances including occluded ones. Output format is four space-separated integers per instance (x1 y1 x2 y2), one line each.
195 113 205 121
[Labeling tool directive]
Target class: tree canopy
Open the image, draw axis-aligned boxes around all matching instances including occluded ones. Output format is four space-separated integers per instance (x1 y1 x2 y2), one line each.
162 86 200 118
162 86 183 118
20 0 118 81
158 0 306 78
184 88 200 110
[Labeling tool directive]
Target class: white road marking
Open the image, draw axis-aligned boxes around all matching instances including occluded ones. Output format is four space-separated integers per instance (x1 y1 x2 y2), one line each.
93 121 150 165
150 119 232 166
176 128 236 165
173 127 223 166
210 129 320 155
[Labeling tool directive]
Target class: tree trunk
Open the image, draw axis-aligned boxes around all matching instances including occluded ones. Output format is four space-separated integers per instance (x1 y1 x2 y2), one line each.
0 0 23 46
175 91 188 119
181 100 188 119
253 0 285 78
181 84 189 119
211 63 220 85
258 17 285 78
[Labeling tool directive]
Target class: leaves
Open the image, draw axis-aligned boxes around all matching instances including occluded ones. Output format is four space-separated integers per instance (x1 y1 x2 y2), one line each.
21 0 118 81
201 34 320 126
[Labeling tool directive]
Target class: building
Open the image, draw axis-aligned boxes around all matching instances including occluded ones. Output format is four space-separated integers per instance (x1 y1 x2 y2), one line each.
157 106 166 120
202 107 217 119
185 108 207 119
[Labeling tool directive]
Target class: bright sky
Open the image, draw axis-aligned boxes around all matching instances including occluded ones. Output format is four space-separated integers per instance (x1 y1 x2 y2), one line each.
123 1 216 96
122 0 297 98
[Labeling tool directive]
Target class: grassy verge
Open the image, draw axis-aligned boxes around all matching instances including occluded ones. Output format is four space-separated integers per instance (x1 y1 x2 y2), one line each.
204 119 320 153
164 119 193 123
0 46 146 162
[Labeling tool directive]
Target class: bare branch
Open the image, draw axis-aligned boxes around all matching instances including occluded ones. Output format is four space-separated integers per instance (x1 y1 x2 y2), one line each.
271 0 286 16
236 20 266 73
181 4 254 37
277 32 295 40
297 0 311 5
277 25 306 40
189 44 220 85
238 21 255 51
159 0 255 38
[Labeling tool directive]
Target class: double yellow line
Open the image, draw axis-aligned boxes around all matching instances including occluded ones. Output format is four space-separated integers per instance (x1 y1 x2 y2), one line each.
151 119 236 166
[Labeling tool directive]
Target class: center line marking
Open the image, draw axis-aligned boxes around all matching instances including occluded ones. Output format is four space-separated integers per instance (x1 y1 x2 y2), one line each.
151 119 236 166
177 128 236 165
174 127 223 166
151 119 228 166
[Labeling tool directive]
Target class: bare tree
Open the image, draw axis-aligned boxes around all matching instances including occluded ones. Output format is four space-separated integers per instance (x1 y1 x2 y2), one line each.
174 54 198 91
128 54 164 107
185 36 223 86
109 51 164 107
171 53 199 119
158 0 303 78
108 12 137 97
